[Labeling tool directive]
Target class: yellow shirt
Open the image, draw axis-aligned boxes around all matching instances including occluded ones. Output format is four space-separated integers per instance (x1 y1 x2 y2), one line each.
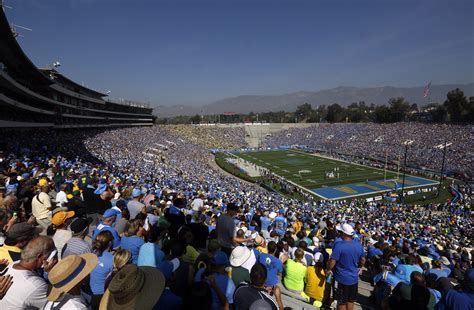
257 246 268 254
32 192 52 220
0 244 22 263
305 266 326 301
182 245 200 265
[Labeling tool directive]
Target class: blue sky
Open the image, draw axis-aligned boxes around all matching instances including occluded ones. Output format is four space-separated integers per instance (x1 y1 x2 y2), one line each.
6 0 474 106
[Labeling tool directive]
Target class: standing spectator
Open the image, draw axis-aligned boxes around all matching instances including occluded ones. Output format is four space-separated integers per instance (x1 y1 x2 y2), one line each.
191 193 205 213
187 213 209 251
62 217 92 258
304 252 327 308
165 197 186 239
32 181 52 229
216 203 249 257
258 241 283 288
230 246 252 286
0 222 40 263
0 236 57 309
326 223 366 310
44 253 98 309
55 183 69 208
127 188 145 219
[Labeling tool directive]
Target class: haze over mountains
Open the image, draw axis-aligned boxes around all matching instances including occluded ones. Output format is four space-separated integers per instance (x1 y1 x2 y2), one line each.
155 83 474 117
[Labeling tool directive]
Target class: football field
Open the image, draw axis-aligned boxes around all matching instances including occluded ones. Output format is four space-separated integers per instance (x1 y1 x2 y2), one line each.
233 149 437 200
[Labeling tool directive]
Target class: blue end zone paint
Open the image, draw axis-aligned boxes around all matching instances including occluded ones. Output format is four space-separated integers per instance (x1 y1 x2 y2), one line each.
311 176 437 200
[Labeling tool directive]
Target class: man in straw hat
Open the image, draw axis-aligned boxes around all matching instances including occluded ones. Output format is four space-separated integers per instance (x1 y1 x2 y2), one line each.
44 254 98 309
99 264 165 309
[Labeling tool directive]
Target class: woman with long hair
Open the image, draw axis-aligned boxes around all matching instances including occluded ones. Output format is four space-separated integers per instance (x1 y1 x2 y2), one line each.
119 219 145 264
89 230 113 309
104 248 132 289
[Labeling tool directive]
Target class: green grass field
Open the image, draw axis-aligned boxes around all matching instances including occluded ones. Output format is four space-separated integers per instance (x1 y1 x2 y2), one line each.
234 149 399 189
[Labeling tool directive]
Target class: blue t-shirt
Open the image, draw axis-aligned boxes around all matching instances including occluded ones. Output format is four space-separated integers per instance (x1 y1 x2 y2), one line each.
331 239 365 285
153 288 182 310
394 264 423 283
428 268 449 280
436 288 474 310
92 224 121 249
90 251 113 295
367 246 383 259
138 242 165 267
210 272 235 310
258 253 283 287
120 235 145 264
273 216 287 235
260 216 272 231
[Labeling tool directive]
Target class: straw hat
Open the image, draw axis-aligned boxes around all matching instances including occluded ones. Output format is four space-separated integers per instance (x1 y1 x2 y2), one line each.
48 254 98 301
100 264 165 310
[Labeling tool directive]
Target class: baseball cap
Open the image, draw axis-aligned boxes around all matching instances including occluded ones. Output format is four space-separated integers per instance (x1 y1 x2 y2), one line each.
52 211 75 226
7 222 41 241
132 188 142 198
69 217 91 234
103 208 119 219
211 251 229 266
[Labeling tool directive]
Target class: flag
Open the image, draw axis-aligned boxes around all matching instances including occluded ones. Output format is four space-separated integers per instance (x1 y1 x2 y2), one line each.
423 81 431 98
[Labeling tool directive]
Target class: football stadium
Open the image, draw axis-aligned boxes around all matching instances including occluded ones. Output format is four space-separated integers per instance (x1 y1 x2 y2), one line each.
0 2 473 310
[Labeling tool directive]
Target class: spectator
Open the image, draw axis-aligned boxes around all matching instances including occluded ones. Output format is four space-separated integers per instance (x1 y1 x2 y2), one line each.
31 181 52 229
283 248 307 293
105 248 132 289
127 188 145 219
44 253 98 309
62 217 92 258
48 210 75 259
89 230 114 308
258 241 283 288
119 219 145 264
0 236 57 309
137 225 166 267
0 222 40 263
230 246 252 286
92 209 120 249
233 263 282 310
99 264 165 309
326 223 366 310
304 252 327 308
436 268 474 310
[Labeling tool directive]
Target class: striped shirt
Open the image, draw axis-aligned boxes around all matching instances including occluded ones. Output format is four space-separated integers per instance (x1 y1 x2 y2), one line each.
62 237 92 258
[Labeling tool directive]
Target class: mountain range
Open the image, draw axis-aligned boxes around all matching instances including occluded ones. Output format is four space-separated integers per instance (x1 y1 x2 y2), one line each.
154 83 474 117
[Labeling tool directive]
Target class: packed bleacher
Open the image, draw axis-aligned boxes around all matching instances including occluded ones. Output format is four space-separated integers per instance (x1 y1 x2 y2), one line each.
166 125 247 150
263 123 474 176
0 126 472 310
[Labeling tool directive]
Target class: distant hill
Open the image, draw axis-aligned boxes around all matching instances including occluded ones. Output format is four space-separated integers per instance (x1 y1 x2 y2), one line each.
154 83 474 117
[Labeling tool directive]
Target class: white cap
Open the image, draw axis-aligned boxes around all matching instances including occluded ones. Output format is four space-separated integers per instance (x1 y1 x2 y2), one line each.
336 223 354 236
313 252 324 264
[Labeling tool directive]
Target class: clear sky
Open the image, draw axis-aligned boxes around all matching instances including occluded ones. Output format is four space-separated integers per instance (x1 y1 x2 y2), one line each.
6 0 474 106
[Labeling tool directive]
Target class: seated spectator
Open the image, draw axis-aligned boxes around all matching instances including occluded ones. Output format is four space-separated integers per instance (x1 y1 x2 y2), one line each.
44 253 98 309
388 271 436 309
284 248 307 292
48 210 75 259
0 222 40 263
32 182 52 229
195 239 221 271
233 263 282 310
119 219 145 264
62 217 92 258
436 268 474 310
90 230 114 308
105 248 131 289
92 209 120 249
0 236 57 309
155 261 183 310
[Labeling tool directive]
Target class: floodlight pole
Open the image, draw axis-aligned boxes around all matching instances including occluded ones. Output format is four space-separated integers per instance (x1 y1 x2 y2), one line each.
437 140 450 197
400 140 413 203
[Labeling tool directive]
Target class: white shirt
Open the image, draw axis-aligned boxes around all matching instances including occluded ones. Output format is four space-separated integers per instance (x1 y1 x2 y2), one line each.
55 191 68 208
0 265 48 309
43 293 90 310
191 198 204 212
32 192 52 220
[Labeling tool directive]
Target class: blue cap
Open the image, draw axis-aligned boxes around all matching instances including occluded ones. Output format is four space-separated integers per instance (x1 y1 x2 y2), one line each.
132 188 142 198
103 208 118 219
94 183 107 195
211 251 229 266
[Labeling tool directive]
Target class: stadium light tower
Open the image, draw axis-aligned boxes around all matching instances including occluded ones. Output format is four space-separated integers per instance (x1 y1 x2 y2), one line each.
400 139 414 203
434 141 452 197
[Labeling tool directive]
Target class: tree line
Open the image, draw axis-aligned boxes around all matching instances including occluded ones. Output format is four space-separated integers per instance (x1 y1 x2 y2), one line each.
157 88 473 124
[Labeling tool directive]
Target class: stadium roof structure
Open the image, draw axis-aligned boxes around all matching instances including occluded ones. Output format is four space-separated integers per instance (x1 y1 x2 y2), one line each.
0 6 155 128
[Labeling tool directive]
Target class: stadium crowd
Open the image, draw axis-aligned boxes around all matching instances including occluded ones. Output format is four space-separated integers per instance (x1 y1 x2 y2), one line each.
263 123 473 176
166 125 247 150
0 126 472 310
